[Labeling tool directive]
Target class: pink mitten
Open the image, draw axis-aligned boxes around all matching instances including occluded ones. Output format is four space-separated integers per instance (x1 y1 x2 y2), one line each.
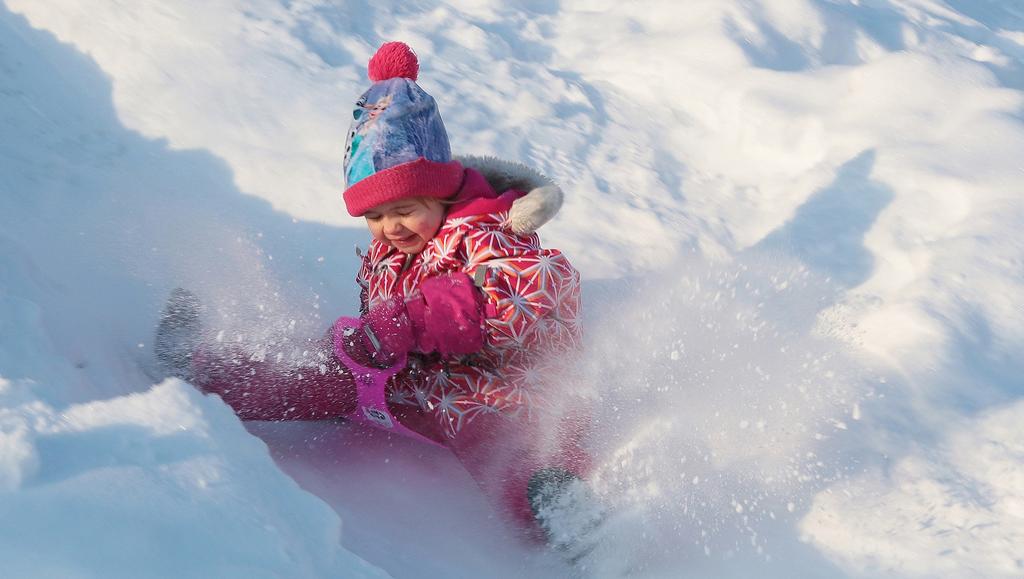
364 295 416 360
334 272 486 366
406 273 486 357
336 296 415 368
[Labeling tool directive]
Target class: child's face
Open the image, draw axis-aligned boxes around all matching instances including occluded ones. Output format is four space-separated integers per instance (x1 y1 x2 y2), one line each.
364 197 445 254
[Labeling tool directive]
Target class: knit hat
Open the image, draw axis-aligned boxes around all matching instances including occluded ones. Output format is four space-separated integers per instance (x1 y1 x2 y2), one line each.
343 42 463 217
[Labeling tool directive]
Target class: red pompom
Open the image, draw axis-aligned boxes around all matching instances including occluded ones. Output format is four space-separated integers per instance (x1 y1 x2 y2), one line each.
368 42 419 82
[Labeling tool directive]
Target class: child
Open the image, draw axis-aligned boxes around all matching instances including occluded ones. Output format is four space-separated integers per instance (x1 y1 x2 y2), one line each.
156 42 596 549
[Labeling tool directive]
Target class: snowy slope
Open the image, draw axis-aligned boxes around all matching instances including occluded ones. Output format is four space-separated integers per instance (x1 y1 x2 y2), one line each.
2 0 1022 577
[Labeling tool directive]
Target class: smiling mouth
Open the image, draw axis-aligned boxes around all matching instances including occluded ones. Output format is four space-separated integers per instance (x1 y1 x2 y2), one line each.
389 235 416 245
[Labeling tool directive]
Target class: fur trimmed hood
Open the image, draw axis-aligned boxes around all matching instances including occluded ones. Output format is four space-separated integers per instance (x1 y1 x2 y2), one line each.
455 155 564 235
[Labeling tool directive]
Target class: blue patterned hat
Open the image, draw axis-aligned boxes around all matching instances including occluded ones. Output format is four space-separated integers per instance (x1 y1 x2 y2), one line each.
343 42 463 216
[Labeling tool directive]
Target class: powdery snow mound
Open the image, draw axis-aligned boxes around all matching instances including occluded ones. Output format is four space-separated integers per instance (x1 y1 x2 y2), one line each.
801 398 1024 578
0 378 388 579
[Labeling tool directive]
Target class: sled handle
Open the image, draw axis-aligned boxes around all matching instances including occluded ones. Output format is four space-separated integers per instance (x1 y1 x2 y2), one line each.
332 317 445 448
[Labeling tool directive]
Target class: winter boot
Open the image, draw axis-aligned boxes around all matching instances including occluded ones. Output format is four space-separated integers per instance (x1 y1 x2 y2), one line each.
154 288 202 381
527 467 607 565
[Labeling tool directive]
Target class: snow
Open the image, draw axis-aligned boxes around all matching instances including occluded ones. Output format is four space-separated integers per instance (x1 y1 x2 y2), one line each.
1 0 1022 577
0 378 388 578
801 399 1024 577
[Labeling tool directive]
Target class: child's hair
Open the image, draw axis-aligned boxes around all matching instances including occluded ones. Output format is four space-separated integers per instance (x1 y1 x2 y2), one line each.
412 194 458 208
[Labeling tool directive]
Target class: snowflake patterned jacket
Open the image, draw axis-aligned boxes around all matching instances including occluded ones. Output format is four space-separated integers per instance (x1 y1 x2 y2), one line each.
356 155 581 441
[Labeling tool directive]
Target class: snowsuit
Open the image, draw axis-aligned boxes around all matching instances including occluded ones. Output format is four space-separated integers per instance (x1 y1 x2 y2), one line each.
192 156 590 534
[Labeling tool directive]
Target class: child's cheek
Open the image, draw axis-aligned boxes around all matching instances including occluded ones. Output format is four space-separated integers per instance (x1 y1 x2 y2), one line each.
413 216 437 242
367 221 387 244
